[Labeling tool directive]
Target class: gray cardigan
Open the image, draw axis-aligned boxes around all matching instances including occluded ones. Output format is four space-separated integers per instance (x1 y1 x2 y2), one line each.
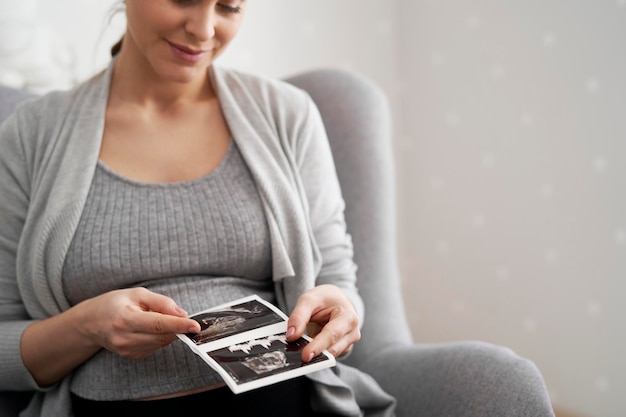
0 64 395 416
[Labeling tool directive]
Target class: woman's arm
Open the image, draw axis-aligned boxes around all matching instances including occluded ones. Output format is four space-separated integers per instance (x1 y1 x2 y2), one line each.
21 288 200 387
286 95 362 360
0 112 39 391
0 111 200 389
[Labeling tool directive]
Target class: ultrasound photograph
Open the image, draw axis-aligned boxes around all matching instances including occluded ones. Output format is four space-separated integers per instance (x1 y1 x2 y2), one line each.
207 333 333 391
186 298 285 345
176 295 336 394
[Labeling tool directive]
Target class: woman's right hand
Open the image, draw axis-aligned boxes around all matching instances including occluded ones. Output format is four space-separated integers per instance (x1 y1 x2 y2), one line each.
82 287 201 360
21 287 200 387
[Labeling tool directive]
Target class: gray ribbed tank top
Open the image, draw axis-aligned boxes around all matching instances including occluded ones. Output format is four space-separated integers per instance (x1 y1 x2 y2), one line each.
62 140 275 400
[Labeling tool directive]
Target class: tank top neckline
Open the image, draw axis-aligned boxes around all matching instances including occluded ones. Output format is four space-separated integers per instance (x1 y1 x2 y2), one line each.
96 139 235 189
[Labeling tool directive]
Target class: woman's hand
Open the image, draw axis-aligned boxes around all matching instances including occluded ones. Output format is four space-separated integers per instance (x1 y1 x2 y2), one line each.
21 287 200 386
82 287 201 360
286 285 361 362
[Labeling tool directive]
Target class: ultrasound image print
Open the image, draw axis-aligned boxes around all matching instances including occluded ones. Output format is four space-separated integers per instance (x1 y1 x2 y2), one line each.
188 300 285 345
241 351 288 374
208 334 330 385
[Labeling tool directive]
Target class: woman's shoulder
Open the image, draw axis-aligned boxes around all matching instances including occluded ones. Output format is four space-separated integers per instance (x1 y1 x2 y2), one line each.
1 69 109 158
12 69 108 122
213 65 313 110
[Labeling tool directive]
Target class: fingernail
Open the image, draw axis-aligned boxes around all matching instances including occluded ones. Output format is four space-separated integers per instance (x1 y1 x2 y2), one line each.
188 326 199 334
175 306 188 316
286 326 295 339
307 352 315 362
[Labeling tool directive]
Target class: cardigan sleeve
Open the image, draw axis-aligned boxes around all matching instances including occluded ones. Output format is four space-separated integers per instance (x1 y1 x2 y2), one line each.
0 111 43 391
293 96 364 324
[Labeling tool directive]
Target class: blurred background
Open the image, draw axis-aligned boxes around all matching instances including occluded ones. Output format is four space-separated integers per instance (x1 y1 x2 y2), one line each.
0 0 623 416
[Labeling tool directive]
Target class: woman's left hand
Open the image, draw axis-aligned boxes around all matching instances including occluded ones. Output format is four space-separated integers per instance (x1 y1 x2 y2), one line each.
286 284 361 362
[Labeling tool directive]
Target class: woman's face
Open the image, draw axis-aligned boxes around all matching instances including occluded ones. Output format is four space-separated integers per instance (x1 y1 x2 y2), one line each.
123 0 246 83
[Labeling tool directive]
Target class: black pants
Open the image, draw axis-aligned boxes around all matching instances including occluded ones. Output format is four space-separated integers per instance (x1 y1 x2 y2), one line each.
71 377 337 417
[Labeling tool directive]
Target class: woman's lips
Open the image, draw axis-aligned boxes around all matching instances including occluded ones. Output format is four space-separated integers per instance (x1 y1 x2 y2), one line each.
167 40 208 63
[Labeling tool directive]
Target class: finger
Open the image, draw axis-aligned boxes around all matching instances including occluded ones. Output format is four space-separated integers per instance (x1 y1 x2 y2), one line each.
129 310 200 335
325 328 360 358
127 288 200 333
301 318 356 362
304 328 360 361
107 331 179 360
131 288 190 318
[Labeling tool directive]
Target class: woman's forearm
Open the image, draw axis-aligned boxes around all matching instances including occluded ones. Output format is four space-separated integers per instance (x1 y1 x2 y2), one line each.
20 302 101 387
20 288 199 387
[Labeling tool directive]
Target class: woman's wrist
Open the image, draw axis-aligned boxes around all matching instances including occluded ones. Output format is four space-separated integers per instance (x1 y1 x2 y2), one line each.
21 302 102 387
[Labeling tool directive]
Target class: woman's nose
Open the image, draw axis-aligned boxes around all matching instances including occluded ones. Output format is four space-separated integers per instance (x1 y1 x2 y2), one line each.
185 7 217 41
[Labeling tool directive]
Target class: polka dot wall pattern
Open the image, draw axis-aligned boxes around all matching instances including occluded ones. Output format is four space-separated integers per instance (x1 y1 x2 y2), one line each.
396 2 625 417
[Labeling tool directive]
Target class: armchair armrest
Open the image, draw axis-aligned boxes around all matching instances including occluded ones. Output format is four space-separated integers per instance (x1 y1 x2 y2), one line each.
360 341 554 417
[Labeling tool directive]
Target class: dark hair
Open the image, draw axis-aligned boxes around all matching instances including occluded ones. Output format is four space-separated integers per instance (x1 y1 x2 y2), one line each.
111 37 124 57
108 1 125 57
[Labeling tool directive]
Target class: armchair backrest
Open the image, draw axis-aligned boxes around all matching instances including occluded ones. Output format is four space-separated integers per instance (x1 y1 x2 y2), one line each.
0 85 34 122
285 70 413 367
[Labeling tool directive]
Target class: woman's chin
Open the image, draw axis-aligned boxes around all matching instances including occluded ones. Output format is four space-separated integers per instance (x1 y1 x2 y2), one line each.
166 69 205 84
154 62 209 85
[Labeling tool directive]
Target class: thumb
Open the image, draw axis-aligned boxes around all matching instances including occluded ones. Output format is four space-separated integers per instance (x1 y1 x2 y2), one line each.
287 299 315 342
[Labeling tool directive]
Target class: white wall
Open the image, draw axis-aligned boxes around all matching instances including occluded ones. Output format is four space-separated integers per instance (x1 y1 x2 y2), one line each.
396 2 625 417
0 0 123 91
0 1 623 416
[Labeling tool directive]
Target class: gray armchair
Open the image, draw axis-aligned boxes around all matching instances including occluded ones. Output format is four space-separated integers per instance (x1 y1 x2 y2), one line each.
0 71 554 417
286 70 554 417
0 85 34 123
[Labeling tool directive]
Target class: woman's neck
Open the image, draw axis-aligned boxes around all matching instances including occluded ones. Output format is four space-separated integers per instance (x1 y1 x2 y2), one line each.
110 47 216 110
